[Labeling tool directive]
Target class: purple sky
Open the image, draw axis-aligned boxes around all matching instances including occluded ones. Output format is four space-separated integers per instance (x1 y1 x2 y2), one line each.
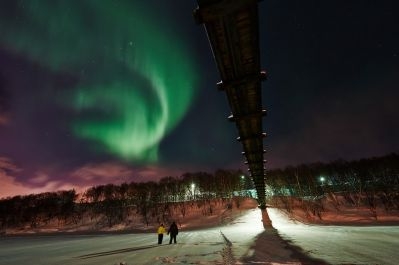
0 0 398 198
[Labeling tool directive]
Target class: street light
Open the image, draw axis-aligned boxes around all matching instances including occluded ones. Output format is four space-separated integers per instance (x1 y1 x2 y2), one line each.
320 176 326 186
191 183 195 199
240 175 246 196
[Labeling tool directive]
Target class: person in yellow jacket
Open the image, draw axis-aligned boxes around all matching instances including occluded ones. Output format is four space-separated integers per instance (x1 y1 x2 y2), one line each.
157 223 166 244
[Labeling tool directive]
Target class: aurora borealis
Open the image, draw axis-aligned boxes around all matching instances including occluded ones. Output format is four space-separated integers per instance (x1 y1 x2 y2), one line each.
0 0 398 198
0 0 197 162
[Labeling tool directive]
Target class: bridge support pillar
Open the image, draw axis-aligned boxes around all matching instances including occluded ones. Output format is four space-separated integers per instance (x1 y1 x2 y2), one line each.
260 207 272 228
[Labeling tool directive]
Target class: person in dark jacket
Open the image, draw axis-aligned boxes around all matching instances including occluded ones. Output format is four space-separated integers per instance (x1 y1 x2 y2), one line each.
167 221 179 244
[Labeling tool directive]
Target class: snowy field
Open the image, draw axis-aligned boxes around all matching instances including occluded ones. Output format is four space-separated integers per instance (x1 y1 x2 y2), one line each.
268 208 399 265
0 208 398 265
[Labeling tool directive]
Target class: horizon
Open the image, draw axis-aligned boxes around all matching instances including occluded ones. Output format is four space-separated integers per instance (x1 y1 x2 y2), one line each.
1 152 396 199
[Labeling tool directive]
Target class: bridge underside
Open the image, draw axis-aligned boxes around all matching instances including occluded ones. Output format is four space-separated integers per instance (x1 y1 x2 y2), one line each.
194 0 268 208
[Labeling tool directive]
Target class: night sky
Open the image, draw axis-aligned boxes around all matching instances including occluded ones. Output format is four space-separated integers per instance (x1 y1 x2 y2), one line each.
1 0 398 198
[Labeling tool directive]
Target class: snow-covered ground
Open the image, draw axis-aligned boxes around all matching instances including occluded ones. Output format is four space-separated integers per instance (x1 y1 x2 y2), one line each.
268 208 399 265
0 207 398 265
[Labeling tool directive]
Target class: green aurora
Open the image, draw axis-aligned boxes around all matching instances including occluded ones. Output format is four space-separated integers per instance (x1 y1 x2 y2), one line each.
0 1 198 162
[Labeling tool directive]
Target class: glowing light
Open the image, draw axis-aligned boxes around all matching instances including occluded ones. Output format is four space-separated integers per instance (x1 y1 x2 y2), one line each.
320 176 326 186
0 1 197 162
191 183 196 198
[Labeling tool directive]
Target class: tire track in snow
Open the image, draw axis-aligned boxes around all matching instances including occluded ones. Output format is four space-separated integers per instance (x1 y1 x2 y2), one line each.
220 231 235 265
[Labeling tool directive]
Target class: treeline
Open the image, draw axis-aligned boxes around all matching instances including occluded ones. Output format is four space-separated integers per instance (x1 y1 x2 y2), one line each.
1 153 398 229
0 169 252 229
267 153 399 219
268 153 399 196
0 190 77 229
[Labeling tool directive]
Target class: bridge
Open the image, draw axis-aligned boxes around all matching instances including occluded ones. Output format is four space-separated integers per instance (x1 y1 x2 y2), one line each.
193 0 271 226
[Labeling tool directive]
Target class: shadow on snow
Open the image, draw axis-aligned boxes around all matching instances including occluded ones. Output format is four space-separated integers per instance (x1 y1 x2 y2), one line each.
76 244 162 259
